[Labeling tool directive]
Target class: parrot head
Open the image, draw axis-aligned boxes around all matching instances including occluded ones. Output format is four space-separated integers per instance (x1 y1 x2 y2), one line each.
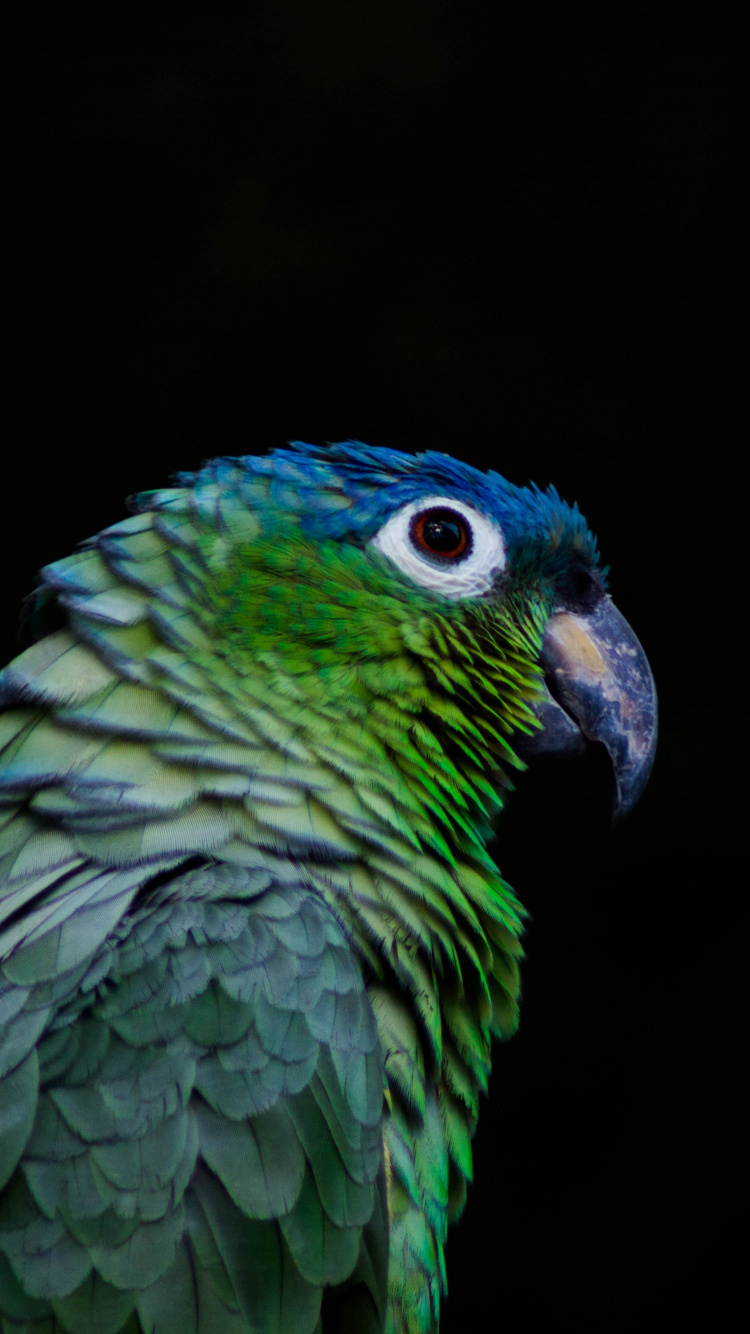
139 440 656 832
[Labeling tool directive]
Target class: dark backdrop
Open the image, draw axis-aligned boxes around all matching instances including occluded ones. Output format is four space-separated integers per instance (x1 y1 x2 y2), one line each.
6 4 747 1329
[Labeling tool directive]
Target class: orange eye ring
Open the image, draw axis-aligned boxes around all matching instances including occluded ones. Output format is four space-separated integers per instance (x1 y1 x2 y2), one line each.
411 507 471 560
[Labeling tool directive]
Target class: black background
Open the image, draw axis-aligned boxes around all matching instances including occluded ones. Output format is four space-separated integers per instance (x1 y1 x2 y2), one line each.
5 4 747 1329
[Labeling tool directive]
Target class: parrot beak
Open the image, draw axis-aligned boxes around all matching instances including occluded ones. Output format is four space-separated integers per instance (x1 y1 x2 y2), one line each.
523 598 657 820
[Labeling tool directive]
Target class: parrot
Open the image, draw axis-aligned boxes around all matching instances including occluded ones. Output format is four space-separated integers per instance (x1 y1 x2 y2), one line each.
0 441 656 1334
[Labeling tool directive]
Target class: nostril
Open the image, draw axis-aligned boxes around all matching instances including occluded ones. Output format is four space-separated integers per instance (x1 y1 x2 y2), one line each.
571 570 595 599
560 564 604 610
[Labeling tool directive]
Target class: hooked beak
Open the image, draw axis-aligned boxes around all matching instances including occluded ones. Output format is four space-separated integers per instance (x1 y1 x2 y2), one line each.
523 598 657 820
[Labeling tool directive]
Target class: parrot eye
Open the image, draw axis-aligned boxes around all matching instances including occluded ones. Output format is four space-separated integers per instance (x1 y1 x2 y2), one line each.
411 507 472 560
371 494 506 599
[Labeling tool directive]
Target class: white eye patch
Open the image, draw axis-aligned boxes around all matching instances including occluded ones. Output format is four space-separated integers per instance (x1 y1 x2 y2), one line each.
370 494 507 599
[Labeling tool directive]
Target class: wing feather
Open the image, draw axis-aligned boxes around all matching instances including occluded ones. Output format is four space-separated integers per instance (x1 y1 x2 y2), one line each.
0 862 386 1333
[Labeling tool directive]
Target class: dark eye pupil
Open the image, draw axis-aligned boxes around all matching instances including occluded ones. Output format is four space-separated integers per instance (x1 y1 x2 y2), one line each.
424 519 461 550
411 507 471 559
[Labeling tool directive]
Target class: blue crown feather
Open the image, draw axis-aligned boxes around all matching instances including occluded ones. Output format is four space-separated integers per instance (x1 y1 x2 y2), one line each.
169 439 600 571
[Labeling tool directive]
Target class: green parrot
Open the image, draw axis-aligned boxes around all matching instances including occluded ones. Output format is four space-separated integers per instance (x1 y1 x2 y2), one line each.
0 442 656 1334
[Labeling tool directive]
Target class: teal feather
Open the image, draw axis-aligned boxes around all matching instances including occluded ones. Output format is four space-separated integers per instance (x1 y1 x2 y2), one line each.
191 1167 321 1334
0 1008 52 1081
0 1049 38 1191
279 1162 360 1286
196 1061 277 1125
195 1102 305 1218
0 1176 93 1299
181 984 254 1047
287 1089 367 1232
0 1248 51 1320
63 1211 139 1254
53 1270 138 1334
134 1242 198 1334
87 1204 185 1289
